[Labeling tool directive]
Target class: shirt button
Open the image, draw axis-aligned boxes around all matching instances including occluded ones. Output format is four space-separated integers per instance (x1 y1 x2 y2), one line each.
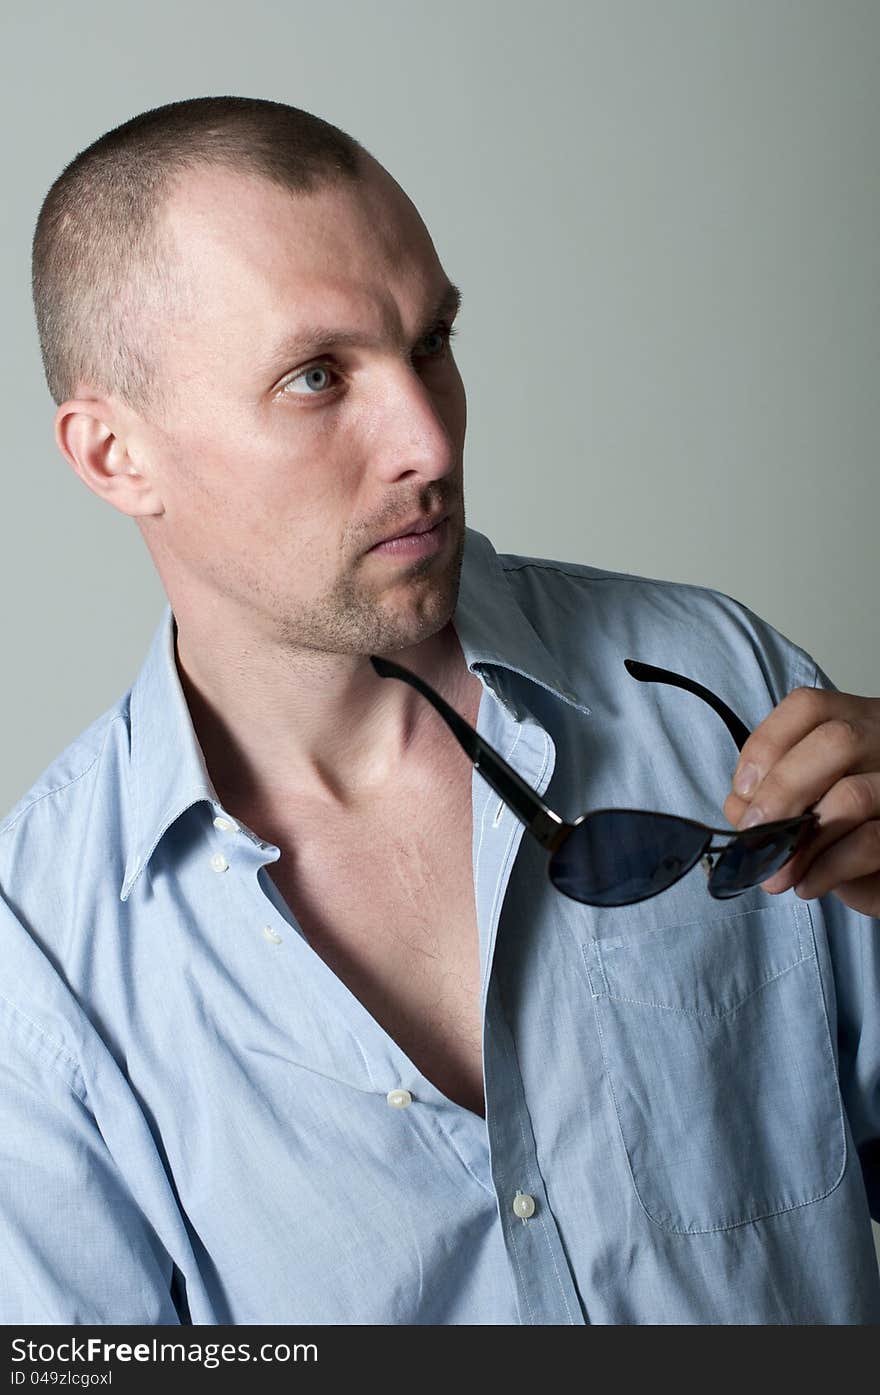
210 853 229 872
213 815 239 833
263 925 283 944
512 1190 536 1220
386 1088 413 1109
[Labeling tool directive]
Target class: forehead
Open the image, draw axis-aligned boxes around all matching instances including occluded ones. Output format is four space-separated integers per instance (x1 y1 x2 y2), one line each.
159 164 444 351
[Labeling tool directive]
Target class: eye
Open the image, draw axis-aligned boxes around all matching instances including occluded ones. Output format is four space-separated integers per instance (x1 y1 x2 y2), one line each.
415 323 458 359
279 321 458 399
281 362 342 398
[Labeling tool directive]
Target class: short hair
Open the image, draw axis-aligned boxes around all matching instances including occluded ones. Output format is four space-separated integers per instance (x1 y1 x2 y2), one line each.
31 95 369 421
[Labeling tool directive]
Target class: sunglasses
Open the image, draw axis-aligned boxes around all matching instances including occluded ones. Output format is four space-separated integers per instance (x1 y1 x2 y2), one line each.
368 653 819 908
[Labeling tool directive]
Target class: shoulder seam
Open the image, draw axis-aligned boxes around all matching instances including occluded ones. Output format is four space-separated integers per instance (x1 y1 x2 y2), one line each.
0 706 128 838
0 991 85 1099
0 750 102 839
497 557 722 595
497 557 816 695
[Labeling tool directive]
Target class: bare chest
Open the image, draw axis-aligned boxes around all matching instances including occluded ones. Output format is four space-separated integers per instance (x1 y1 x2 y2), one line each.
251 765 485 1117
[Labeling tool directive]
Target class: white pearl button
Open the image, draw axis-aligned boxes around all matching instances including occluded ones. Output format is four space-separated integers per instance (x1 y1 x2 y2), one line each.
213 816 239 832
263 925 283 944
210 853 229 872
386 1089 413 1109
512 1191 536 1219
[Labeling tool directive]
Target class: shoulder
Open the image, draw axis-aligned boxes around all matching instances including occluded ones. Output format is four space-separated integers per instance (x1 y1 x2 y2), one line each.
0 694 133 987
494 545 821 720
0 694 131 841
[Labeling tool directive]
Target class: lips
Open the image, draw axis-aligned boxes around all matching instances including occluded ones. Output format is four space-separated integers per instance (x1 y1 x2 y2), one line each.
373 513 447 547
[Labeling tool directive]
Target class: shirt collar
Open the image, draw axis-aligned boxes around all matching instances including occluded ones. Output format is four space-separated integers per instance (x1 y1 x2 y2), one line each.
121 525 590 901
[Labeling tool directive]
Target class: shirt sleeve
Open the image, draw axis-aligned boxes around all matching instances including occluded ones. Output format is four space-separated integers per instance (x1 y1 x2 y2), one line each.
807 656 880 1224
0 999 182 1324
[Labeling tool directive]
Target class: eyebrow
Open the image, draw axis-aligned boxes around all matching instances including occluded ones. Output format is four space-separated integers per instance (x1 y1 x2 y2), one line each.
260 281 463 382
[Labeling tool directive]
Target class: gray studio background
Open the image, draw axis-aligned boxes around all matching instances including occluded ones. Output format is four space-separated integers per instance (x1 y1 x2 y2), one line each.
3 0 878 811
1 0 878 1272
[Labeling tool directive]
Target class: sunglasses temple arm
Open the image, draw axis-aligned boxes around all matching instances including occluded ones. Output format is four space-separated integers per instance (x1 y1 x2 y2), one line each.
627 661 821 842
369 656 568 852
623 659 750 751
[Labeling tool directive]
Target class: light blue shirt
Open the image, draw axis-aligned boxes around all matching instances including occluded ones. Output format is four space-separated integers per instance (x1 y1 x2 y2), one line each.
1 525 878 1325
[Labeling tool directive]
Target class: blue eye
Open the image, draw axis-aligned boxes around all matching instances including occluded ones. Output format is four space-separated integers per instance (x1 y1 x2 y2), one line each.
280 322 458 398
287 364 337 396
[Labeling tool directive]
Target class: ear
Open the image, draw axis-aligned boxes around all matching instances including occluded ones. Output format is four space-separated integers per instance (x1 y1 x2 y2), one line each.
54 397 164 518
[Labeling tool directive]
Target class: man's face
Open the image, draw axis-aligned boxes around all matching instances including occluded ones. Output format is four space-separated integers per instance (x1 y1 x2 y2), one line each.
129 157 467 658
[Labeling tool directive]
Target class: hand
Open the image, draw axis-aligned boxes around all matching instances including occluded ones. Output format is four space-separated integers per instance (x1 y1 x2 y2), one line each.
722 686 880 917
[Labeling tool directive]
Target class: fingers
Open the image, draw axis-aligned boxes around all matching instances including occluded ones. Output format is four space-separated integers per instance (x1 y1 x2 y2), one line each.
735 711 875 831
721 686 880 914
727 771 880 897
731 687 863 799
815 870 880 918
794 820 880 899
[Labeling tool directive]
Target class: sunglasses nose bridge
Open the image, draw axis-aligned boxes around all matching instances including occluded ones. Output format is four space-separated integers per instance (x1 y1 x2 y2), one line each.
701 838 733 872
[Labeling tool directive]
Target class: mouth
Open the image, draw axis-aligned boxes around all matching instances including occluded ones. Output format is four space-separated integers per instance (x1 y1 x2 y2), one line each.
368 514 451 558
372 511 449 547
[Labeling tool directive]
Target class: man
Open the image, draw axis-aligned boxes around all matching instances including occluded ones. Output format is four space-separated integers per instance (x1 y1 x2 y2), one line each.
2 94 878 1324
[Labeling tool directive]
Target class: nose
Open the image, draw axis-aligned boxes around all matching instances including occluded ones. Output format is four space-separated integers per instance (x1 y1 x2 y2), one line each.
368 366 460 485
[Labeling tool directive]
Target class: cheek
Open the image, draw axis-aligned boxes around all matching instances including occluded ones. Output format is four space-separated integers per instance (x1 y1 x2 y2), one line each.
154 450 269 571
164 413 357 565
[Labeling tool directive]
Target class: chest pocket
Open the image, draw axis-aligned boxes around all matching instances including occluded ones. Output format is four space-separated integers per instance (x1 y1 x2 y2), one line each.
582 897 846 1234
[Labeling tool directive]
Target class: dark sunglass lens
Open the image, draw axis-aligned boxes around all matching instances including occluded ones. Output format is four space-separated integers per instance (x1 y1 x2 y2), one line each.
708 824 801 898
549 810 708 907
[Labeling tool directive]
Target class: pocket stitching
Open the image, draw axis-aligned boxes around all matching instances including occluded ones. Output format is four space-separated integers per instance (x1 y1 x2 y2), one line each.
585 897 810 1016
593 899 805 954
584 900 848 1234
584 944 809 1022
590 958 847 1233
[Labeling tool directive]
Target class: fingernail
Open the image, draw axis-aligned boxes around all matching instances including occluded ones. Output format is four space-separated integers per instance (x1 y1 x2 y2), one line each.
738 806 764 830
733 762 759 797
